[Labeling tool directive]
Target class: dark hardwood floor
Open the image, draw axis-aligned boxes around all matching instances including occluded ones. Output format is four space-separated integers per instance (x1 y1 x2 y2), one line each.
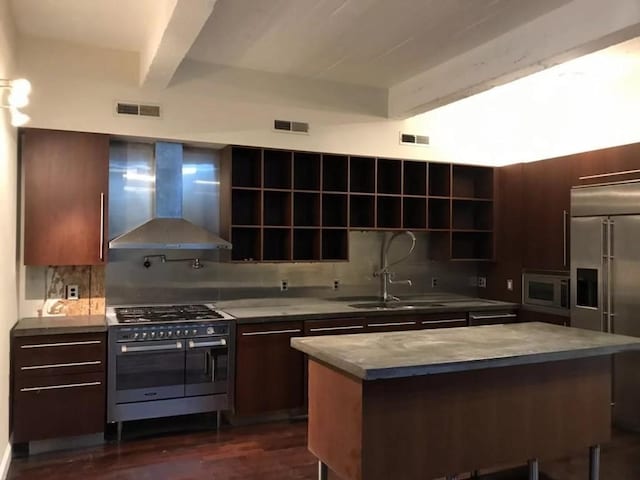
8 421 640 480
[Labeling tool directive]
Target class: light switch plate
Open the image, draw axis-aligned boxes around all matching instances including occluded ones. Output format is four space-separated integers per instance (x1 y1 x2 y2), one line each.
478 276 487 288
507 279 514 291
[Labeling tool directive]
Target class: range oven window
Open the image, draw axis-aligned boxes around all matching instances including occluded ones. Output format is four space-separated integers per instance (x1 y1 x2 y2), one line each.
528 281 555 302
116 350 185 391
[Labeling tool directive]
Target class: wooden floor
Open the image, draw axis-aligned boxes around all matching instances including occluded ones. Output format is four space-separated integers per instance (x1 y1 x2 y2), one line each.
8 420 640 480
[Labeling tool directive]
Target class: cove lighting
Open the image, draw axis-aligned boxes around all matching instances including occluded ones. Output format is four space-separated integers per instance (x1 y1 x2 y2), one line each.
1 78 32 127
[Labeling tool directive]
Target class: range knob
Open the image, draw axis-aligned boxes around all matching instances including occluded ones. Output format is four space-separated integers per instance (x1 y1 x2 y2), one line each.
142 332 148 339
159 331 165 337
167 331 173 337
176 330 181 336
206 327 214 335
150 331 156 338
192 329 197 336
133 332 139 339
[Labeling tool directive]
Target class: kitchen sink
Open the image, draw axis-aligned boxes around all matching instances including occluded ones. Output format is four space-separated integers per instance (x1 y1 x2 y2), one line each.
349 301 445 310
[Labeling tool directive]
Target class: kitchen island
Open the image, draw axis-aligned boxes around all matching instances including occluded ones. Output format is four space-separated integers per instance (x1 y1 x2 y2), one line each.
291 322 640 480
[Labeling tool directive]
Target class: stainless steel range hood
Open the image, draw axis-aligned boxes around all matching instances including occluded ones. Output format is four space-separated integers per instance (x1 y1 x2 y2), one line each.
109 142 232 250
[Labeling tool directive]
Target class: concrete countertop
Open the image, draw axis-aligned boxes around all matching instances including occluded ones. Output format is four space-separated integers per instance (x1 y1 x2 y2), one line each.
291 322 640 380
216 294 518 324
13 315 107 337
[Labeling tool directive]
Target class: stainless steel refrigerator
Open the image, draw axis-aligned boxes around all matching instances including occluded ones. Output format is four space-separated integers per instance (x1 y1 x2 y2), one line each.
571 181 640 431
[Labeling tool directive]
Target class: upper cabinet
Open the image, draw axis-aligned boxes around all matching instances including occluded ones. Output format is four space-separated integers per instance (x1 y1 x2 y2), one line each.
221 146 496 263
23 129 109 266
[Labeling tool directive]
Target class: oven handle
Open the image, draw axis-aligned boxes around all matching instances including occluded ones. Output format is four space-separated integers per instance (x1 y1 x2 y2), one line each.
188 339 227 349
120 341 183 353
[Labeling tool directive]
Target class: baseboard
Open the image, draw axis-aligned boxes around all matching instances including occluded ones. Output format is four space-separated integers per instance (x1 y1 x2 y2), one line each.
0 443 11 480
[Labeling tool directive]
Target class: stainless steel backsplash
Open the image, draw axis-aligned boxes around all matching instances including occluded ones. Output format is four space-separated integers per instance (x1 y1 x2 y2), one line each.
106 231 479 305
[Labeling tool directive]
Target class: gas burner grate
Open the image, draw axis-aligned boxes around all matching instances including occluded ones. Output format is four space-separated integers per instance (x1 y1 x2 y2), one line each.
115 304 224 323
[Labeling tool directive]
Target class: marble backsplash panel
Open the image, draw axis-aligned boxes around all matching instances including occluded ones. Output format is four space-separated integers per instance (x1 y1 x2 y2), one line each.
23 265 105 317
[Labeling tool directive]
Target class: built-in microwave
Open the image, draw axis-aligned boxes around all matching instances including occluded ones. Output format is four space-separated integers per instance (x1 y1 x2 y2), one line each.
522 272 569 309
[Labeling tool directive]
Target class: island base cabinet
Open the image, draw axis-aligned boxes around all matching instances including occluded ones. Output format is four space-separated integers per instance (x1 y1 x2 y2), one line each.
308 357 610 480
235 322 304 415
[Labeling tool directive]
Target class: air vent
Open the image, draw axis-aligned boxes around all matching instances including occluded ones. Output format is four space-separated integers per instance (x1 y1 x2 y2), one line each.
400 132 429 147
274 119 309 134
116 102 161 118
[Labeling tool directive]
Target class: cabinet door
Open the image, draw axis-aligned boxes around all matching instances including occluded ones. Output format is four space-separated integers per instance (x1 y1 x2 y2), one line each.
235 322 304 415
518 309 569 326
522 158 572 271
23 129 109 265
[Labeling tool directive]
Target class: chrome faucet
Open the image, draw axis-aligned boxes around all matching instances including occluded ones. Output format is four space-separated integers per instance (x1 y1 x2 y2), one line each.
373 231 416 302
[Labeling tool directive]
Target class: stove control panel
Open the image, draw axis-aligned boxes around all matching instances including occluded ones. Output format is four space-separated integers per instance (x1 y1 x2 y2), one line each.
115 322 230 342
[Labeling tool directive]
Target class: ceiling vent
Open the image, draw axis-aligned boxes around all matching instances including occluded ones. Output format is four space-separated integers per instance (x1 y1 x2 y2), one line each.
274 119 309 134
116 102 161 118
400 132 429 147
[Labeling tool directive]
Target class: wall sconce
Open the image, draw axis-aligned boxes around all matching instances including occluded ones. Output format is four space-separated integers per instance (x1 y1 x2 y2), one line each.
0 78 31 127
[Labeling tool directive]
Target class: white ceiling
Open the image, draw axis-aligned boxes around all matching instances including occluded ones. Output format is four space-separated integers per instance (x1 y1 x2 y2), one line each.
10 0 161 52
186 0 570 88
9 0 640 118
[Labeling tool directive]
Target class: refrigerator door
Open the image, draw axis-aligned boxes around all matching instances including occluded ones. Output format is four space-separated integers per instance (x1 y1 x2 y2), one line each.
610 215 640 430
570 216 606 332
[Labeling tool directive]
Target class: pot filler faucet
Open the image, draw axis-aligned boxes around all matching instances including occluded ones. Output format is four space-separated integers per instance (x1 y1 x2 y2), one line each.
373 230 416 302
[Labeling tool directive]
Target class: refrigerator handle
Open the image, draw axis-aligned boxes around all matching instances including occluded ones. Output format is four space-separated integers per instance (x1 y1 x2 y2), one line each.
563 210 568 267
601 219 609 332
608 220 614 333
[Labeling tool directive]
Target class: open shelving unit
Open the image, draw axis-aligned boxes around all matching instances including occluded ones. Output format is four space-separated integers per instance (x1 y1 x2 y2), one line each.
222 146 495 262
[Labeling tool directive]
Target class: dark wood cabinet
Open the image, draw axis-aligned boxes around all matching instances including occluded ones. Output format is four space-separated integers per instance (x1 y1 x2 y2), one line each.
468 310 518 326
11 332 106 443
415 312 468 329
22 129 109 266
235 322 305 415
519 309 569 326
521 158 573 271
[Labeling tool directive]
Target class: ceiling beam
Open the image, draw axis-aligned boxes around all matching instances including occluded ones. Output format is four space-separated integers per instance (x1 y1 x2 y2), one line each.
139 0 217 88
388 0 640 119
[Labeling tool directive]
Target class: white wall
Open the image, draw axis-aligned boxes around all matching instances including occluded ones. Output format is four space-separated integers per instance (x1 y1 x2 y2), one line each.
0 0 18 474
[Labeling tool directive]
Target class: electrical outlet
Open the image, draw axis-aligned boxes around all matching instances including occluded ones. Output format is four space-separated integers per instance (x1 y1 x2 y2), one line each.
507 279 514 291
280 280 288 291
333 279 340 290
431 277 438 288
65 284 79 300
478 276 487 288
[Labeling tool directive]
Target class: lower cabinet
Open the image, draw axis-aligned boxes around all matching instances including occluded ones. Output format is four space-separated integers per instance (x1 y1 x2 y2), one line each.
235 321 305 415
519 309 569 326
415 313 468 330
468 310 519 326
11 332 106 443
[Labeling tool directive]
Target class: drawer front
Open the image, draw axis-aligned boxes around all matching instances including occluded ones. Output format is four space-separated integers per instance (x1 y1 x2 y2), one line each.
365 317 418 333
416 312 468 329
13 333 105 377
13 372 105 443
304 317 366 336
238 321 304 337
468 311 519 326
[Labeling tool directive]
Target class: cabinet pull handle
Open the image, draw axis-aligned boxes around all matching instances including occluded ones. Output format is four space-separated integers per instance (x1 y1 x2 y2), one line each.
469 313 517 320
20 381 101 392
99 192 105 261
21 360 101 370
367 321 415 328
579 169 640 181
563 209 568 267
121 342 183 353
241 329 302 336
309 325 365 332
20 340 101 349
421 319 467 324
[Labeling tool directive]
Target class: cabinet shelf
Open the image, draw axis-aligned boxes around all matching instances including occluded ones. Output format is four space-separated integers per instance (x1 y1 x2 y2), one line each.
428 198 450 230
263 228 292 261
428 163 451 197
293 192 320 226
321 229 348 261
350 194 375 229
403 161 428 196
232 189 261 225
377 196 401 229
377 159 402 195
452 165 493 199
403 197 427 229
350 156 376 193
263 149 292 189
294 152 321 191
263 191 291 226
322 194 348 227
452 199 493 231
231 147 262 188
231 227 261 262
322 155 348 192
293 228 321 261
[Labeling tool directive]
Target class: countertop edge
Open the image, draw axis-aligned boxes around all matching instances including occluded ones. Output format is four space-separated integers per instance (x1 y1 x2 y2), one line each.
13 315 108 337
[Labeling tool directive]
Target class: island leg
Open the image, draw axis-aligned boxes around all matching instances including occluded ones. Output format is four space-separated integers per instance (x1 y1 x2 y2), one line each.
318 461 328 480
589 445 600 480
528 459 539 480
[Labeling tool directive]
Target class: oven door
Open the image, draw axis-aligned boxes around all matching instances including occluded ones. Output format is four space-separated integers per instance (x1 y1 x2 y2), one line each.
185 337 228 396
115 340 185 403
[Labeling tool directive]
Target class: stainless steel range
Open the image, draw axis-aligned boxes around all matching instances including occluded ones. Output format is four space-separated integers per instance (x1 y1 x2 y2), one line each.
107 303 235 437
